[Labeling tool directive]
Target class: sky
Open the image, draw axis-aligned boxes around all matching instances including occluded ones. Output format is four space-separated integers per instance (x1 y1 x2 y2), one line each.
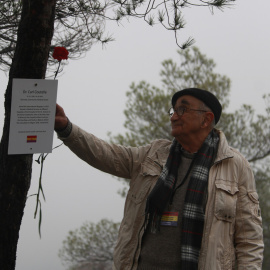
0 0 270 269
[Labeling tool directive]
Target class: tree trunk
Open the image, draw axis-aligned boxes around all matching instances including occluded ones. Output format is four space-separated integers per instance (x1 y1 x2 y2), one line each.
0 1 56 269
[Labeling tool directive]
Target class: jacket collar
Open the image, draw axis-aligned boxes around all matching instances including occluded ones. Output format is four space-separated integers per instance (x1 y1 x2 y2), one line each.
156 141 171 167
214 129 234 164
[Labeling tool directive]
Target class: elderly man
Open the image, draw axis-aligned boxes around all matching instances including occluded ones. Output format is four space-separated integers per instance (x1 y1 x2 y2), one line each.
55 88 264 270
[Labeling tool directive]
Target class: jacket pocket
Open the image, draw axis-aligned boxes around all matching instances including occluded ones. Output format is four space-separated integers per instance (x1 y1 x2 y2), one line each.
214 180 239 222
248 191 262 225
129 157 162 205
141 157 163 177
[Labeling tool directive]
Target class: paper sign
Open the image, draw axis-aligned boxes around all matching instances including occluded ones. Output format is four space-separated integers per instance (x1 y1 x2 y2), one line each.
8 79 58 154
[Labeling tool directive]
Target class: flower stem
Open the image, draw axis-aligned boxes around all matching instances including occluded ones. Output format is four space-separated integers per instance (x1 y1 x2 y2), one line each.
54 60 61 80
33 56 63 236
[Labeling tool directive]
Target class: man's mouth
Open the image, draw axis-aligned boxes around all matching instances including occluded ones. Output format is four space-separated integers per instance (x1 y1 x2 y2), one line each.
171 123 182 128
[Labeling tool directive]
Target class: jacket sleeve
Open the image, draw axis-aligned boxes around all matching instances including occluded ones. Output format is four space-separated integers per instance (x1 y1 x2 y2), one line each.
234 154 264 269
58 124 151 179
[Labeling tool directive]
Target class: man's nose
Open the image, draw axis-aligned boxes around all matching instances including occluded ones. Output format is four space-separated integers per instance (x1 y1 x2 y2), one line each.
170 111 180 121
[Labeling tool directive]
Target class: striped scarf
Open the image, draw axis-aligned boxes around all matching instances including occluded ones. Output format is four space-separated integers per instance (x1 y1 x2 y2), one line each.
145 130 219 269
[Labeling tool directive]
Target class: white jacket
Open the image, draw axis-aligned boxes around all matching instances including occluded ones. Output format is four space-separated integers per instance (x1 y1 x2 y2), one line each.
60 125 264 270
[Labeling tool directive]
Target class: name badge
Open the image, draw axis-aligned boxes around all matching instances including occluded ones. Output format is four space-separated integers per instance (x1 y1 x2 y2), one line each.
160 211 179 226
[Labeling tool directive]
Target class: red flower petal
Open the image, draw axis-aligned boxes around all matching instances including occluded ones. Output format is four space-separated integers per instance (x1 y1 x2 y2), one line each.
52 47 69 61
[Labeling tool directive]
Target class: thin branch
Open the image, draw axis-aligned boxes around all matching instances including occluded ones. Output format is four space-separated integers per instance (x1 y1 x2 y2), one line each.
248 149 270 163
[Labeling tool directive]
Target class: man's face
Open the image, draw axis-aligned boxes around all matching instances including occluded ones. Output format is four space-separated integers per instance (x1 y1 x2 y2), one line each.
170 95 205 140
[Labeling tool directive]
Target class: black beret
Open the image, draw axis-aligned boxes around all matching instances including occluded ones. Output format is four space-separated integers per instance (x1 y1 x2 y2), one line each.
171 88 222 124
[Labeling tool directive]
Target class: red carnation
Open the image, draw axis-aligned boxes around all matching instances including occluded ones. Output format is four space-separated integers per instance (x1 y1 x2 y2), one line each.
52 47 69 61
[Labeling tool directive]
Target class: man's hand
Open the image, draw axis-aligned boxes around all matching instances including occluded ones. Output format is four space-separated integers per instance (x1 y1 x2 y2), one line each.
55 104 68 131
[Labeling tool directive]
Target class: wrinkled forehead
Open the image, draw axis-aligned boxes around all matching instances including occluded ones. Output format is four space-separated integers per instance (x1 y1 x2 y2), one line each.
174 95 202 108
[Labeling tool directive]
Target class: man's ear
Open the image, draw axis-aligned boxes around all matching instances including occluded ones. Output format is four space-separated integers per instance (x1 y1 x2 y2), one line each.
201 112 215 128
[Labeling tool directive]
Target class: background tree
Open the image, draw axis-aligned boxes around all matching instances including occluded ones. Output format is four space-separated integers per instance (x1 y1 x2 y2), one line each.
0 1 57 269
0 0 235 71
109 47 270 268
59 219 120 270
108 47 230 147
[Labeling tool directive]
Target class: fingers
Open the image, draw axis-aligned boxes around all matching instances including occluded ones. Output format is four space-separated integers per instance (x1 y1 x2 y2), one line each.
55 104 68 130
56 103 64 116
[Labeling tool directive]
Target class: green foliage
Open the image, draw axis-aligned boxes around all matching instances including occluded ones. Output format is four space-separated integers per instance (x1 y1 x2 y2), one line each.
219 101 270 162
59 219 120 270
109 47 231 147
112 82 172 146
108 46 270 268
160 47 231 109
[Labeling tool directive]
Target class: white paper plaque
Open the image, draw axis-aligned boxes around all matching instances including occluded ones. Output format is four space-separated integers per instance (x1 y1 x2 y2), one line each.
8 79 58 154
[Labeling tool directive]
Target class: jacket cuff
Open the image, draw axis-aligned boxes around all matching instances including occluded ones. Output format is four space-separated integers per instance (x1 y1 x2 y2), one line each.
55 118 72 138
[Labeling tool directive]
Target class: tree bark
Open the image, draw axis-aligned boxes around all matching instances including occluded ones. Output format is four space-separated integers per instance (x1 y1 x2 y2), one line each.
0 1 56 269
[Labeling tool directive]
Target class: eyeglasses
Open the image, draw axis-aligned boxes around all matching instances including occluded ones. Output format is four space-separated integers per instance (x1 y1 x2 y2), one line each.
168 106 208 118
